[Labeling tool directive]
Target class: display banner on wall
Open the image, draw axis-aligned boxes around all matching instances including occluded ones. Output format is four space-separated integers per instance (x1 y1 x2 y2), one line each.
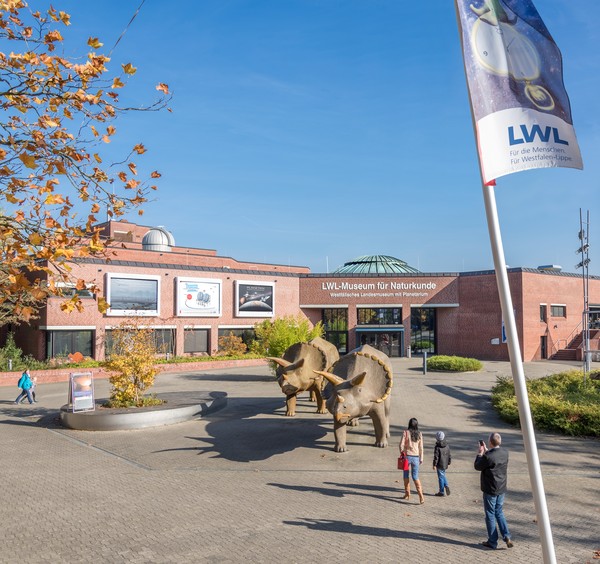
235 281 274 317
105 273 160 317
176 277 222 317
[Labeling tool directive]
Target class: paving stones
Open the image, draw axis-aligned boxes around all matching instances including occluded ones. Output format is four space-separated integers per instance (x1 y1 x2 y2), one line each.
0 358 598 563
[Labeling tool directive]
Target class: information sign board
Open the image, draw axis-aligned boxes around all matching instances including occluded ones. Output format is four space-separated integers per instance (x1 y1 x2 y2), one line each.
68 372 95 412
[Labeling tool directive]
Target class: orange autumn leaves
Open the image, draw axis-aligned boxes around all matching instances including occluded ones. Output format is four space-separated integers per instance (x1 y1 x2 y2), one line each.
0 1 169 324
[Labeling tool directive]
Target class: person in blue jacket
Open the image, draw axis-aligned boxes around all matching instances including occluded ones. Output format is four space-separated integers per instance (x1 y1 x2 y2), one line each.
15 369 35 405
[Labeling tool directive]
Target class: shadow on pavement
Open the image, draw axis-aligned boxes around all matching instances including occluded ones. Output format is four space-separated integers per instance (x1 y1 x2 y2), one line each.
268 482 399 503
282 518 474 547
154 396 331 462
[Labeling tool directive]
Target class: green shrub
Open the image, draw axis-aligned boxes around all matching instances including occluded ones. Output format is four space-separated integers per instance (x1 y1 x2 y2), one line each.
492 370 600 436
250 315 323 358
0 333 47 371
104 394 164 409
427 355 483 372
157 353 261 364
217 332 248 356
412 340 433 351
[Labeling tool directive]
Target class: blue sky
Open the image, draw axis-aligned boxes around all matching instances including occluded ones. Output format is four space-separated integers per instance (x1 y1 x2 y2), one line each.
58 1 599 275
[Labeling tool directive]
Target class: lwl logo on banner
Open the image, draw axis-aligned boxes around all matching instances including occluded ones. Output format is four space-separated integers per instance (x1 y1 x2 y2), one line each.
455 0 583 184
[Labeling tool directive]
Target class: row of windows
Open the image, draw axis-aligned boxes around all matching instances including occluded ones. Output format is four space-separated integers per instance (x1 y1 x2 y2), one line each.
44 328 257 359
323 307 436 356
357 308 402 325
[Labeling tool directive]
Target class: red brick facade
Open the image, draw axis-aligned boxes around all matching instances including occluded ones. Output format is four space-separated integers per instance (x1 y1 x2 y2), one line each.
5 221 600 363
8 221 307 361
300 269 599 362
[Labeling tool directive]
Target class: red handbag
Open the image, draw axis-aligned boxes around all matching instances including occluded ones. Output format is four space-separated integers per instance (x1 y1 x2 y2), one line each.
398 430 410 470
398 452 409 471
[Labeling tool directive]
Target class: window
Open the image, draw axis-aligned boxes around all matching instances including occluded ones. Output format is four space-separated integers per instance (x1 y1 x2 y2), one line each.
323 308 348 332
540 304 547 322
217 328 256 350
56 283 95 299
184 329 209 354
357 308 402 325
550 305 566 317
322 309 348 354
153 329 175 355
105 328 174 357
46 330 94 359
410 307 436 354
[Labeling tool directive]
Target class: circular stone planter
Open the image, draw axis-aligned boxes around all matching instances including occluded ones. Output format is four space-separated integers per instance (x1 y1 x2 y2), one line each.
59 391 227 431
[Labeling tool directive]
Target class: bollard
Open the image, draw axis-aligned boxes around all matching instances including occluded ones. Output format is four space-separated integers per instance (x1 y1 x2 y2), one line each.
406 346 411 359
422 351 427 375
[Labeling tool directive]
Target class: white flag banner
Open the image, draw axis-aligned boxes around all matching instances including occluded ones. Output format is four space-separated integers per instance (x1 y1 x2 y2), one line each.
455 0 583 184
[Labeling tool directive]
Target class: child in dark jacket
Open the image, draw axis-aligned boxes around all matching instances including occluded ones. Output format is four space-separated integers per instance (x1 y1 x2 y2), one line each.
433 431 452 496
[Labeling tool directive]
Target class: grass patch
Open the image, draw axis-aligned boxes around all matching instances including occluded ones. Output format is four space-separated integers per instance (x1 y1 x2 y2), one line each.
492 370 600 436
427 355 483 372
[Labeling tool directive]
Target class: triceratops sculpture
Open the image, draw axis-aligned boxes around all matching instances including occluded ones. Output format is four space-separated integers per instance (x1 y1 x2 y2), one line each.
315 344 393 452
268 337 340 417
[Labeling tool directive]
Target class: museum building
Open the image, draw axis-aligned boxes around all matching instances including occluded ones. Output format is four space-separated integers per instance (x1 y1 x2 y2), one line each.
7 220 600 363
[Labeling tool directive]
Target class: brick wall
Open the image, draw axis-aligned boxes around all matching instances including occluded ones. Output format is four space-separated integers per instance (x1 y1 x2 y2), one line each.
0 358 269 387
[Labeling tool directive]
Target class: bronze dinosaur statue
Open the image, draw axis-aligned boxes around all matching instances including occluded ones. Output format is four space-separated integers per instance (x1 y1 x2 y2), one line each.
315 344 393 452
268 337 339 417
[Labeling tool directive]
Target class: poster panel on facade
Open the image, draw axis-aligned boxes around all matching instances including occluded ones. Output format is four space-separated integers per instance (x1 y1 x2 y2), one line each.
176 277 222 317
235 280 274 317
105 273 160 317
69 372 95 412
455 0 583 184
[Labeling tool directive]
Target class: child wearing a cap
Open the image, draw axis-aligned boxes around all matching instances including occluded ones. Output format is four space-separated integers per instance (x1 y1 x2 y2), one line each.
433 431 452 497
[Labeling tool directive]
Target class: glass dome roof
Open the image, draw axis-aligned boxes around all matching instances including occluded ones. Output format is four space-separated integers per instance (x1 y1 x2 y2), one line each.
333 255 420 275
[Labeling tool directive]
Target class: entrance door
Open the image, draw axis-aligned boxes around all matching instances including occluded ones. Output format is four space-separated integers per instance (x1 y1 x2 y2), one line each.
357 331 403 357
540 335 547 360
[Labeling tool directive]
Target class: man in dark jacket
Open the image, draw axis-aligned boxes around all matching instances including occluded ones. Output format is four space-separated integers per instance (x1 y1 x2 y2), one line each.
474 432 514 549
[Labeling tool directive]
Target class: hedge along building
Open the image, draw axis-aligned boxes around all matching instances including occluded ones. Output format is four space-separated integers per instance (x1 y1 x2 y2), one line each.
5 222 600 363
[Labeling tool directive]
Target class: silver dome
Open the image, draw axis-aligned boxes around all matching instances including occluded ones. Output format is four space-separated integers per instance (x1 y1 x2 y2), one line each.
142 226 175 252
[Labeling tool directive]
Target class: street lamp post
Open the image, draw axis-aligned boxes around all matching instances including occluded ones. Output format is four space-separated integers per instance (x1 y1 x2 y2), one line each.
576 209 591 379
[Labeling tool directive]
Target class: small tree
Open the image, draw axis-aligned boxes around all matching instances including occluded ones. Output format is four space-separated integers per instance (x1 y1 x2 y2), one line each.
0 331 23 369
250 314 324 358
103 320 160 407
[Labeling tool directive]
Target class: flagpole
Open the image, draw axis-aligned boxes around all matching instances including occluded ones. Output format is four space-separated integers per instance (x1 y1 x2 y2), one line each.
481 182 556 564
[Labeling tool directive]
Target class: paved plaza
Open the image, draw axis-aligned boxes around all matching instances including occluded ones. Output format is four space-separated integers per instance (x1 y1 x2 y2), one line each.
1 358 599 563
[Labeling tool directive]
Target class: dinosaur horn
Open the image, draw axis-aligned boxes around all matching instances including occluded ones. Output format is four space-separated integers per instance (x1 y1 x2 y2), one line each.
313 370 344 386
350 372 367 387
267 357 292 369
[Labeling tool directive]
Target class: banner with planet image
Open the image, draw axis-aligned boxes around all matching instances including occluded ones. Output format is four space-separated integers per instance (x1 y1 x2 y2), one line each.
235 281 274 318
